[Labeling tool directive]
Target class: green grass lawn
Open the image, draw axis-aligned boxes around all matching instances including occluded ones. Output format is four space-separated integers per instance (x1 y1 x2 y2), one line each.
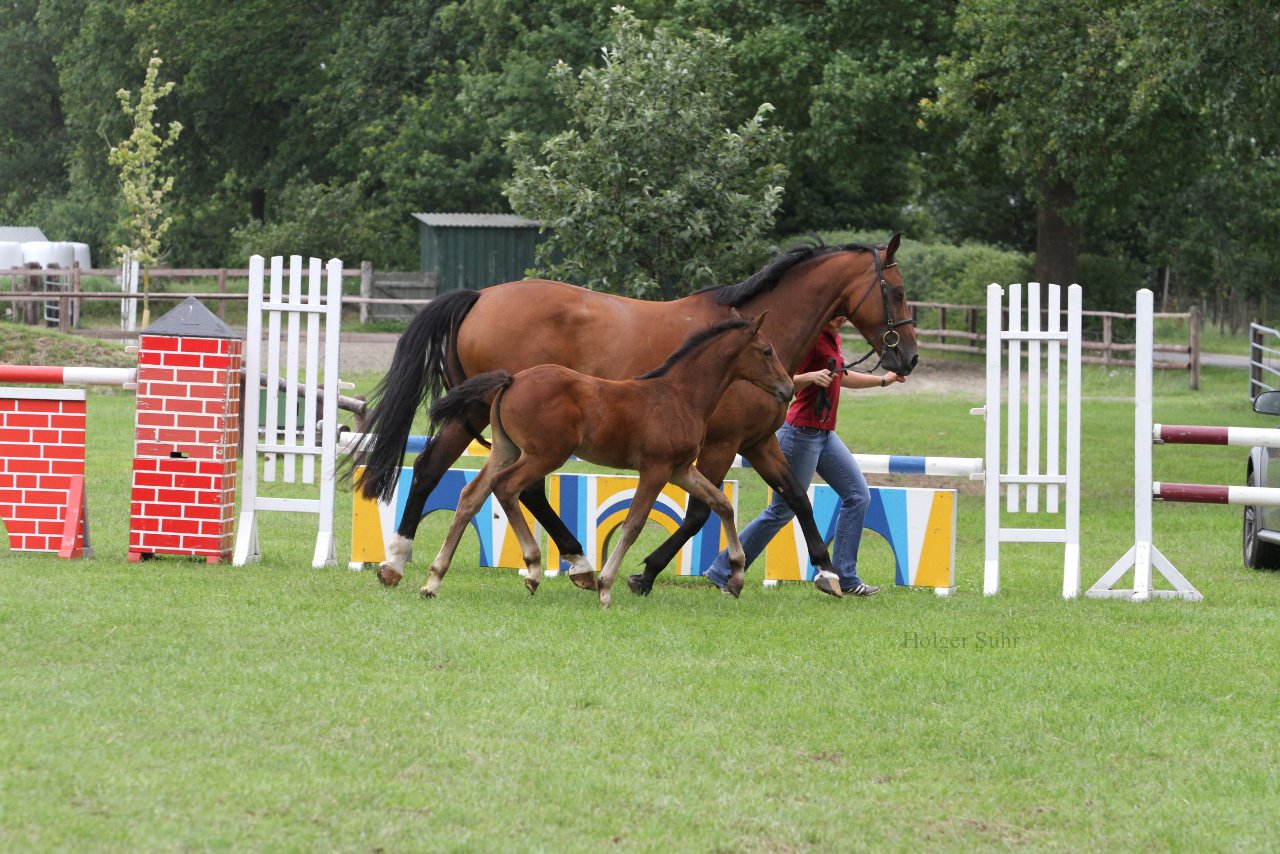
2 357 1279 851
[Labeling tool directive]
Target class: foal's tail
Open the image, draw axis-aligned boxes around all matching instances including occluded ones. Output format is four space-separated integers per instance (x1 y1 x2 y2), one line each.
428 371 514 437
352 289 482 502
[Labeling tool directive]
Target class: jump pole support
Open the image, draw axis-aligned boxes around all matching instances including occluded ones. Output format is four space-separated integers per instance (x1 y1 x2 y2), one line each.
1088 289 1203 601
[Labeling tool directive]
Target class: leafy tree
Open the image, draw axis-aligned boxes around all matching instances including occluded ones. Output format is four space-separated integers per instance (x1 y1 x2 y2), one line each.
505 6 787 299
1127 0 1280 321
929 0 1203 286
665 0 953 234
228 176 382 264
303 0 610 267
0 0 70 221
108 52 182 324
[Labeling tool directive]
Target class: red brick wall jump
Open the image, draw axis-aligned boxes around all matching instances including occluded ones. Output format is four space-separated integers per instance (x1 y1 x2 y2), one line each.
0 388 87 553
128 334 242 563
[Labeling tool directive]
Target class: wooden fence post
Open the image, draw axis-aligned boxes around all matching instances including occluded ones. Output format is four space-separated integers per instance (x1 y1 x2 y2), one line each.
1189 305 1201 390
360 261 372 325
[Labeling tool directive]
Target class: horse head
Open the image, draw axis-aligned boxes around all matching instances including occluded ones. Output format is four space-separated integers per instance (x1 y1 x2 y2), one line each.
845 233 918 376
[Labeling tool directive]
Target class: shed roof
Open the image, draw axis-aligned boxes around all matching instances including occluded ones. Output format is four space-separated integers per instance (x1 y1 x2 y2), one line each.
411 212 541 229
0 226 49 242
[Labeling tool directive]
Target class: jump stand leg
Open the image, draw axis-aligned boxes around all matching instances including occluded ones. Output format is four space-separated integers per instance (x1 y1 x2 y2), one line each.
1090 288 1203 602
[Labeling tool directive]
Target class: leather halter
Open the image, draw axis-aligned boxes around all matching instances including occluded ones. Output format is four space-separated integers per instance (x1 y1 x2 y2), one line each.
837 245 916 374
812 245 916 420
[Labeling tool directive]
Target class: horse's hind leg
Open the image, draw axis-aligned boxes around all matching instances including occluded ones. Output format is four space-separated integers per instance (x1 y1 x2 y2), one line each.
421 463 498 598
518 484 595 589
598 476 665 608
491 469 547 596
380 417 481 587
670 466 746 598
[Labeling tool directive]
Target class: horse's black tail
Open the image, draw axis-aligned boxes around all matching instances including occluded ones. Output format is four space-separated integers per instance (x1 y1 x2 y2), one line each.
351 289 482 502
428 371 514 435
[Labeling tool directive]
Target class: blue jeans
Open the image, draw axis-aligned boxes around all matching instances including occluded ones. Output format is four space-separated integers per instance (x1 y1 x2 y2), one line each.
705 422 870 590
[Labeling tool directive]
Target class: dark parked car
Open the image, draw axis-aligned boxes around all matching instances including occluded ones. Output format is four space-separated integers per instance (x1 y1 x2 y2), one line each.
1244 390 1280 569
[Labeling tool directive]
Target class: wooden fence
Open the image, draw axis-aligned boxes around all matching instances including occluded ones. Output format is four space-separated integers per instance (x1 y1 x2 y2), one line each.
910 300 1202 389
1 263 436 335
4 268 1204 389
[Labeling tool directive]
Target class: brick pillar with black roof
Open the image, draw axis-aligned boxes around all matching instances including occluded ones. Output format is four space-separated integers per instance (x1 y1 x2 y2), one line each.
128 297 242 563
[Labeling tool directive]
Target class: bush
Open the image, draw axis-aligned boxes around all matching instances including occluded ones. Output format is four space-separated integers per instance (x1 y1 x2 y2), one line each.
806 230 1033 304
1077 253 1150 312
229 178 393 267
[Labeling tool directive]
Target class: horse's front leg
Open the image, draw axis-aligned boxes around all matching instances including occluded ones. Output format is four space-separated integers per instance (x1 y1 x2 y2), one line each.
518 482 595 590
627 444 737 596
669 466 746 598
380 418 478 587
599 476 666 608
745 436 842 598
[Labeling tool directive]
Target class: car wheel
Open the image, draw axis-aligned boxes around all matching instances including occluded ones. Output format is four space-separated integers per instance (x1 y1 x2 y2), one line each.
1243 466 1280 570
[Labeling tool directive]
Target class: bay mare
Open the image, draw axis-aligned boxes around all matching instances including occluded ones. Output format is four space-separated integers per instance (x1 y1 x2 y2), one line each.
419 313 794 606
355 234 918 598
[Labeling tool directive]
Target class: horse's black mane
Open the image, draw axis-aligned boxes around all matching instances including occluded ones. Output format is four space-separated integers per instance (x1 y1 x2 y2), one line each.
706 239 882 308
636 315 752 380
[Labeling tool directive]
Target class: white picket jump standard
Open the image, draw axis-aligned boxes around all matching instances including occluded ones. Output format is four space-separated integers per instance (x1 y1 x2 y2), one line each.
1088 289 1203 601
981 282 1082 597
233 255 344 568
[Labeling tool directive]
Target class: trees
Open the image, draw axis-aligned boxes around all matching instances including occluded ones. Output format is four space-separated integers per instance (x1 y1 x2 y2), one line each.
108 52 182 324
930 0 1205 287
0 0 69 221
664 0 952 235
505 7 786 299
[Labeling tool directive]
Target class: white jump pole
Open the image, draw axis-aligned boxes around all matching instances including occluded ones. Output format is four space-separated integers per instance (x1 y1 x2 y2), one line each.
1088 288 1202 601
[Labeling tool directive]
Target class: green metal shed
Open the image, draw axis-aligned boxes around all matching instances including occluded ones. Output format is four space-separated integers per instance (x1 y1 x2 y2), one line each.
412 212 545 292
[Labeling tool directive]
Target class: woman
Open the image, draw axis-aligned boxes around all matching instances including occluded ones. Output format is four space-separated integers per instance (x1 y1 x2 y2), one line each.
703 315 907 596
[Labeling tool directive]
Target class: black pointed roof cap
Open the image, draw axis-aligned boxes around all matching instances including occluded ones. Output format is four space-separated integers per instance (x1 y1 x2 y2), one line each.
142 297 240 339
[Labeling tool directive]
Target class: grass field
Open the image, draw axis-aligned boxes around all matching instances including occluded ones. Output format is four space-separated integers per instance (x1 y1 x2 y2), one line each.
3 343 1279 851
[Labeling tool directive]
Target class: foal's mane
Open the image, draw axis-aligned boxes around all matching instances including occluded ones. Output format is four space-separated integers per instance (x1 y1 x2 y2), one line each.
635 316 753 380
707 239 882 308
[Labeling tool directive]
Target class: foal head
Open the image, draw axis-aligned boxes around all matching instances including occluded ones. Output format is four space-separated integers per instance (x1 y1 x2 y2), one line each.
728 311 793 403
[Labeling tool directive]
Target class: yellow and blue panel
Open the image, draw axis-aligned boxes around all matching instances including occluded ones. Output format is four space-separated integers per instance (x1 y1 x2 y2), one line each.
762 485 956 589
351 464 737 575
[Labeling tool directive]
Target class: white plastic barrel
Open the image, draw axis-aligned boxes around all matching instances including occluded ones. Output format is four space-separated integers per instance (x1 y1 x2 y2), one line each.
20 241 75 268
69 242 92 270
0 242 23 269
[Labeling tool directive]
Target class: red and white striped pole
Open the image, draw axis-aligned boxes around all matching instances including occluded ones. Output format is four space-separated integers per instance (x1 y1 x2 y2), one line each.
0 364 136 387
1155 482 1280 506
1155 423 1280 449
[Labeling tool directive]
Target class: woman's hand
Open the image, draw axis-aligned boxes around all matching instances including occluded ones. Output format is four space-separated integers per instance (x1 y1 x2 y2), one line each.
797 368 836 389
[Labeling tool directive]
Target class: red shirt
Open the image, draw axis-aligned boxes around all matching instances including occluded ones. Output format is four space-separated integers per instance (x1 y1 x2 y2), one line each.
787 327 843 430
